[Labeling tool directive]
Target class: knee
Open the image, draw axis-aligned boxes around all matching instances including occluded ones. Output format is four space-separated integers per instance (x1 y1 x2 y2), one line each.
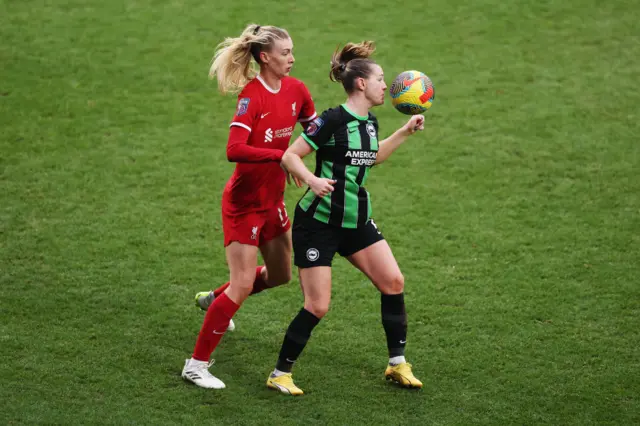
266 268 291 287
384 273 405 294
305 300 330 319
231 271 256 294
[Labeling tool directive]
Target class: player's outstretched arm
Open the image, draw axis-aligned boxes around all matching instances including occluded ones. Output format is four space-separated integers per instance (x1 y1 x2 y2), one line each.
281 136 336 197
375 115 425 165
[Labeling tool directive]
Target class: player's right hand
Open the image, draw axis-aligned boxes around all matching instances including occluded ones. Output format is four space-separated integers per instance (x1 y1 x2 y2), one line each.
309 177 336 197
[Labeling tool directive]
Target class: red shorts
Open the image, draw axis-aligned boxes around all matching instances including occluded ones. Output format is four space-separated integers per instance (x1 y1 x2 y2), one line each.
222 200 291 247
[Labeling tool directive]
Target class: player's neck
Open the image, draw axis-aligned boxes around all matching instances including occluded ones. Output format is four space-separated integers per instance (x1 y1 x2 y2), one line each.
344 97 370 119
257 71 282 93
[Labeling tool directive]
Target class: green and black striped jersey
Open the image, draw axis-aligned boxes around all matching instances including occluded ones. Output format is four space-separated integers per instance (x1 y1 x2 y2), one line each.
299 104 379 228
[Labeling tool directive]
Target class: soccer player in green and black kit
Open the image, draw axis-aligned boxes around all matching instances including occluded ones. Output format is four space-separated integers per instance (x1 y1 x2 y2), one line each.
266 41 426 395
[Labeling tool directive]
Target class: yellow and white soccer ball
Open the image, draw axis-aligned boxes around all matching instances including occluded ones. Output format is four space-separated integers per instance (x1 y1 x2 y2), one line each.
389 70 435 115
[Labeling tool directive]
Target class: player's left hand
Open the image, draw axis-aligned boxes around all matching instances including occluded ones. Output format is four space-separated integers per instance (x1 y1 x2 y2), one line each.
281 163 303 187
286 171 303 187
404 115 425 135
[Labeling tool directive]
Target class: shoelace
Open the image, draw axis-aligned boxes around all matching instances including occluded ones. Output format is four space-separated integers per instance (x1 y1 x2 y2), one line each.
278 374 296 387
397 363 413 373
193 359 215 373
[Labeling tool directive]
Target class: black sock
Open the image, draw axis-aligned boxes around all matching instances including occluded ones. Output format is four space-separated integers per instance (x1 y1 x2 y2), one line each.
275 308 321 373
381 293 407 359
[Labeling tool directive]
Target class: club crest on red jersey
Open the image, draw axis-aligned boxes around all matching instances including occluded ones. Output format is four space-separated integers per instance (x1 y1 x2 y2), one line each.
305 117 324 136
236 98 250 116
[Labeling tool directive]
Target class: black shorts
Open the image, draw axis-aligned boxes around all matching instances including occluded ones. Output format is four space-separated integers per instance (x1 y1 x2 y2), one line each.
293 206 385 268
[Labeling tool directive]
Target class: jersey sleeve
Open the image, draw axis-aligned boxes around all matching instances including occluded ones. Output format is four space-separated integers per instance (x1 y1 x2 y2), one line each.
229 88 260 133
226 126 284 163
300 108 340 150
297 83 317 123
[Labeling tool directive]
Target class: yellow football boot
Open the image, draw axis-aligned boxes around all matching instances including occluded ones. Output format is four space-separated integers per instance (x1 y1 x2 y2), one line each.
266 373 304 396
384 362 423 388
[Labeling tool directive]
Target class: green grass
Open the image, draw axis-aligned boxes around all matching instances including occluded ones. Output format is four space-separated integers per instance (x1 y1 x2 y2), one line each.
1 0 639 424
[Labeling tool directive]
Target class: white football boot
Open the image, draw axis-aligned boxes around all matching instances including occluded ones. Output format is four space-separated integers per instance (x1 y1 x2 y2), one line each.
181 358 225 389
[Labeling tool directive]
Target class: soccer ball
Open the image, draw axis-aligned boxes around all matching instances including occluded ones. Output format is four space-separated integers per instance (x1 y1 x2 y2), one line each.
389 70 435 115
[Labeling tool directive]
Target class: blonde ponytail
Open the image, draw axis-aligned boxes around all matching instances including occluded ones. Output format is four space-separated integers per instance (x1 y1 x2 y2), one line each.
209 24 290 94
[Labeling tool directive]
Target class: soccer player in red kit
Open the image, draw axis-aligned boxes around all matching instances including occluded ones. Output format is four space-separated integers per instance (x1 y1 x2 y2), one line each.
181 24 316 389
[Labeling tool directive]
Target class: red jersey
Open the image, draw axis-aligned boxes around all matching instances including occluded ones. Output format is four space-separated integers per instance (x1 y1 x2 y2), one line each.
222 75 316 216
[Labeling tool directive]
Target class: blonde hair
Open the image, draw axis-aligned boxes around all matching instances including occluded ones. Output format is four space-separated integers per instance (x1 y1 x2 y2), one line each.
209 24 290 94
329 41 377 93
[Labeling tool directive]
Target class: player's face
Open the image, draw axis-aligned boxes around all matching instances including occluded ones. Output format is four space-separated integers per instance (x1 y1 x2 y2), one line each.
263 37 295 78
364 64 387 106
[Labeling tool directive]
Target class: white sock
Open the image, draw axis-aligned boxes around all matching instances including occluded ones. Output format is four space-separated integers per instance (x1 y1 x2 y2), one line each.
389 356 406 365
271 368 288 377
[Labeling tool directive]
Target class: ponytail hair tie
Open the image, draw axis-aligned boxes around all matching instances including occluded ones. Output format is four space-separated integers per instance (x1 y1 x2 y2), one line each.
253 25 261 35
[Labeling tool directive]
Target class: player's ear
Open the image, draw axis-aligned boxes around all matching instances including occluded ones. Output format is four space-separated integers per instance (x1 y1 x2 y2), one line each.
357 77 366 92
259 50 269 64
